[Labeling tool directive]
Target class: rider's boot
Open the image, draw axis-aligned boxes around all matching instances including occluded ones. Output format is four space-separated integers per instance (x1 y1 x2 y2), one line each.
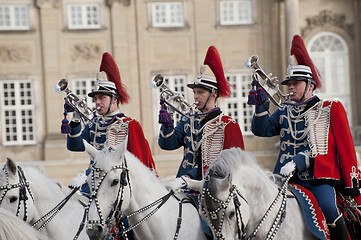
328 215 349 240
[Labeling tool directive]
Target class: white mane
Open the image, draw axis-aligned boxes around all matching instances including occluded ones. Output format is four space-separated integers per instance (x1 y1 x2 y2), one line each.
201 148 317 240
85 141 206 240
208 147 266 179
94 147 159 182
0 159 88 240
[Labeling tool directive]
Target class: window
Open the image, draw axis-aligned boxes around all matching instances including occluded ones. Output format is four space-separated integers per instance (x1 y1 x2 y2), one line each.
220 0 252 25
72 78 96 109
224 73 254 134
157 75 188 125
1 80 36 146
67 4 100 29
308 32 352 123
151 2 184 28
0 5 29 30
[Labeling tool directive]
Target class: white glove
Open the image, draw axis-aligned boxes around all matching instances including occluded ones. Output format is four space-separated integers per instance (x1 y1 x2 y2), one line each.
69 171 87 189
71 112 81 123
280 161 297 176
165 176 188 192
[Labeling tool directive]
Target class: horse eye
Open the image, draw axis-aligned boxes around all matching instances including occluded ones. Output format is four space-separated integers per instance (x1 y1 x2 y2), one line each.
111 179 119 187
9 196 17 203
229 211 235 219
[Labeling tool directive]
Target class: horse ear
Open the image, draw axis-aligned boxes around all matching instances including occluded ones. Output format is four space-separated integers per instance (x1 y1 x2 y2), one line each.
83 140 98 159
6 157 17 176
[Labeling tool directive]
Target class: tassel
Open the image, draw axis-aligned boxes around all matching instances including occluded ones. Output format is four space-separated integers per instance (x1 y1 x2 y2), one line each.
61 112 71 134
64 103 74 112
256 87 268 105
158 103 174 128
247 81 257 105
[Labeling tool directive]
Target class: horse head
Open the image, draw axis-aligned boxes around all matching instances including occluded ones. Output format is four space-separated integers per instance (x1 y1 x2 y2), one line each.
0 158 36 224
200 148 251 240
84 140 131 240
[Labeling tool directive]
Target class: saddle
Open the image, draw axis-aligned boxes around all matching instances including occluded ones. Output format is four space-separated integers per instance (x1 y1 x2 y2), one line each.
289 183 361 240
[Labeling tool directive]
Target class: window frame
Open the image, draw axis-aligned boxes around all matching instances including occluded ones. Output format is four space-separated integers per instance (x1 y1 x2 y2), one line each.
0 80 36 146
150 1 185 28
307 31 352 124
219 0 253 26
0 4 30 31
224 71 254 135
67 3 101 30
72 78 96 110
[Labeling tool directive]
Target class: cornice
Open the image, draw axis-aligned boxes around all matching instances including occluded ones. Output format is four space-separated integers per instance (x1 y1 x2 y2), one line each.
35 0 60 8
301 10 354 38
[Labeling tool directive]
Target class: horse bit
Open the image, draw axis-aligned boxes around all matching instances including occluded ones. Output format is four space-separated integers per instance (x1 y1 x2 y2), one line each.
200 175 291 240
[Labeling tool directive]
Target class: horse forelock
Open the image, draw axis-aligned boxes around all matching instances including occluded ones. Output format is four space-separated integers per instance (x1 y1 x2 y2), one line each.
93 147 122 171
207 148 260 178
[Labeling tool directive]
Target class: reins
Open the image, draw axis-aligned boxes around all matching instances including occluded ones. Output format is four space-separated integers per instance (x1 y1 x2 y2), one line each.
247 174 291 240
31 186 83 227
87 154 192 240
32 185 88 240
0 164 87 240
118 190 174 236
116 190 192 240
201 174 292 240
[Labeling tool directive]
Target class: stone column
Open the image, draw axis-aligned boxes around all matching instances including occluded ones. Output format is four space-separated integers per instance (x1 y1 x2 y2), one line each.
285 0 300 56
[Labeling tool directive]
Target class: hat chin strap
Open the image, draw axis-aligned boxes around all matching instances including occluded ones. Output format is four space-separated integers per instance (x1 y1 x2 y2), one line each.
298 79 311 103
104 95 115 116
200 88 215 112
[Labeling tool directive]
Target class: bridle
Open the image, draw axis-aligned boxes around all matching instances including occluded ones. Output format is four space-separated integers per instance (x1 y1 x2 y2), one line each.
1 163 87 240
200 176 247 240
86 149 191 240
86 156 131 234
0 164 34 222
200 175 291 240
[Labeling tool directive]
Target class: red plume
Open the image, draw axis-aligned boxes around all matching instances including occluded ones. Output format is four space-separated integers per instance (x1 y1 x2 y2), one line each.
100 52 130 104
290 35 322 88
204 46 231 98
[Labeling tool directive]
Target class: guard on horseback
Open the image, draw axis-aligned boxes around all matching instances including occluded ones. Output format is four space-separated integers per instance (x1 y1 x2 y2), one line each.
251 35 361 240
63 52 156 240
158 46 245 238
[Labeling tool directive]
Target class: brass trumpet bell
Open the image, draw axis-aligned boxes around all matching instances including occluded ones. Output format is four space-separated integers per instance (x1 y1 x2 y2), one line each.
55 78 69 93
55 78 95 123
151 74 194 117
246 55 291 107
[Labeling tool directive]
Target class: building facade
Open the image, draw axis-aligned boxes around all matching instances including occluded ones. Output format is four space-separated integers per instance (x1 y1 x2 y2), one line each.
0 0 360 183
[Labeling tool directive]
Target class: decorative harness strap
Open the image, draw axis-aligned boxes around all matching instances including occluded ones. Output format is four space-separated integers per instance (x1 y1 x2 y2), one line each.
200 174 292 240
1 164 86 240
247 175 291 240
0 165 34 222
31 187 81 225
87 157 192 240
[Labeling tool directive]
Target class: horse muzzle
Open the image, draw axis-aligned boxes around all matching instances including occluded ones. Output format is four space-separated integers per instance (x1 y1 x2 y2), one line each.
86 221 107 240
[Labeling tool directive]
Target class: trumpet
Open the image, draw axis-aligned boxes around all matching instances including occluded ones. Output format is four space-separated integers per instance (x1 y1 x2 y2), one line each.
151 73 195 117
246 55 292 107
55 78 95 122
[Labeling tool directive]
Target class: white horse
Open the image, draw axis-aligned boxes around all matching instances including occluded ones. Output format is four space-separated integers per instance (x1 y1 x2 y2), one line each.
0 158 88 240
0 208 48 240
199 148 319 240
83 140 206 240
